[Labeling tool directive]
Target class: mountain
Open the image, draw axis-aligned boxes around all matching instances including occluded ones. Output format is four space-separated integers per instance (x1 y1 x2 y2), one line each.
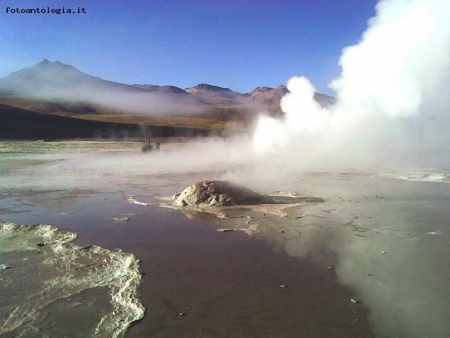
185 83 237 95
0 59 335 118
185 83 246 105
0 59 137 95
0 59 207 116
245 85 335 107
246 85 289 107
132 84 188 95
313 93 336 106
0 60 337 139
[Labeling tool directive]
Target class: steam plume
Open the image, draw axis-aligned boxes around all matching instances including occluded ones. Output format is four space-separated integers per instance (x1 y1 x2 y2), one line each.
253 0 450 170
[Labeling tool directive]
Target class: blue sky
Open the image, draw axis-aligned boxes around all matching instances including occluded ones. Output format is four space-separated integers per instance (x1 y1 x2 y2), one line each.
0 0 378 94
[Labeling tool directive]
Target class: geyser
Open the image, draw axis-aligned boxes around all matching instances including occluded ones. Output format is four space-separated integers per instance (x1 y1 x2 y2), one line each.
253 0 450 170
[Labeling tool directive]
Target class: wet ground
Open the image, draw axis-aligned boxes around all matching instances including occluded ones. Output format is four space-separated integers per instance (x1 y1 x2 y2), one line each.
1 141 449 337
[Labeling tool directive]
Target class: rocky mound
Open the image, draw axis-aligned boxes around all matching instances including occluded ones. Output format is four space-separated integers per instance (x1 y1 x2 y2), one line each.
172 180 273 207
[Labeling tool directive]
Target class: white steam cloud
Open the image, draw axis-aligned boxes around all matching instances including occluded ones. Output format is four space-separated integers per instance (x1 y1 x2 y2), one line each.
253 0 450 171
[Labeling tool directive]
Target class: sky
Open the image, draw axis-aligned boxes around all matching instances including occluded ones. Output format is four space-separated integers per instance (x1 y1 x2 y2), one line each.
0 0 378 94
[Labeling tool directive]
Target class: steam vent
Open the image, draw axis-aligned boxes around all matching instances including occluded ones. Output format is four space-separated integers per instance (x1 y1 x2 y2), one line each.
172 180 273 207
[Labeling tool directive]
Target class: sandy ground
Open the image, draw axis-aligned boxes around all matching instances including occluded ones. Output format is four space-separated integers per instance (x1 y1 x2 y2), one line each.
1 141 449 337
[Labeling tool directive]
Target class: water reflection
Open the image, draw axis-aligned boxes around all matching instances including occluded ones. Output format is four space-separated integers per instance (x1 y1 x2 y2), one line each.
177 175 450 337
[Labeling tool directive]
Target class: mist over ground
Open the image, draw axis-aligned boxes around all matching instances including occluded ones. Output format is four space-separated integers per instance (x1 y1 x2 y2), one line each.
3 0 450 186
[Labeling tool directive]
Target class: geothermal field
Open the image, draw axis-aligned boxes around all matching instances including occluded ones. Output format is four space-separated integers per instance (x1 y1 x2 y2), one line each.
2 0 450 337
1 140 450 337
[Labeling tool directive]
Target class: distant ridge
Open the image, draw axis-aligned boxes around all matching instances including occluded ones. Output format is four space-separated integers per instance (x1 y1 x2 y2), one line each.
247 85 288 107
0 60 337 139
0 59 335 108
185 83 236 94
184 83 245 105
133 84 188 95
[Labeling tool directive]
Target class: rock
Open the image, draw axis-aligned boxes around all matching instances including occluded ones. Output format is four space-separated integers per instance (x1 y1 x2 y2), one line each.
425 231 442 236
113 217 130 222
172 180 273 208
350 298 361 304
